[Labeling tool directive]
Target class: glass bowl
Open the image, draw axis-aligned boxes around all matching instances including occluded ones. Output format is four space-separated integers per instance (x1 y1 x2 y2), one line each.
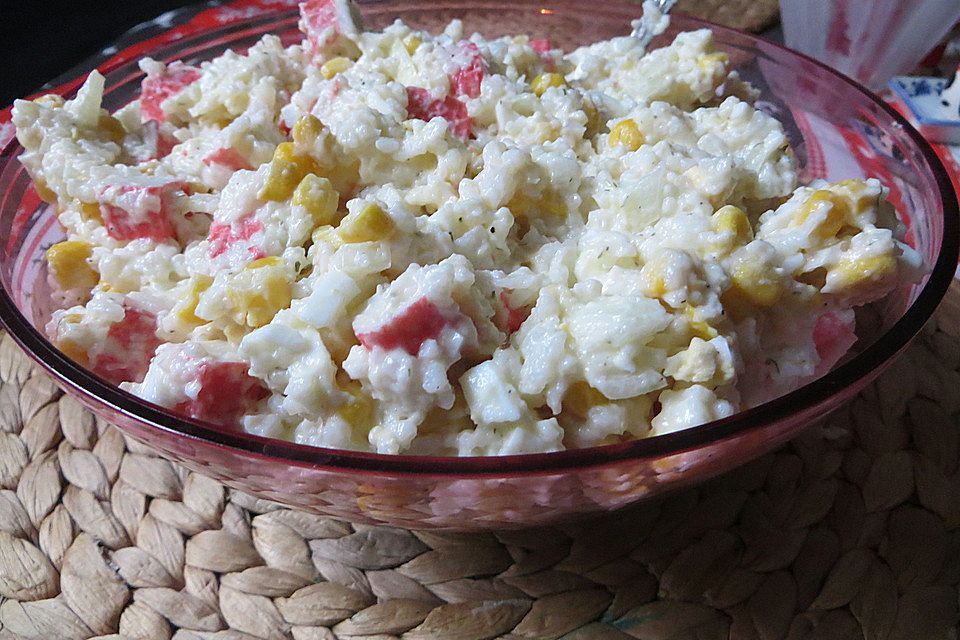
0 0 956 530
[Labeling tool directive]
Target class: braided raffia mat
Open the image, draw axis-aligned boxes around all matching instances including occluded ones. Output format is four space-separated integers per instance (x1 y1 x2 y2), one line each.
1 283 960 639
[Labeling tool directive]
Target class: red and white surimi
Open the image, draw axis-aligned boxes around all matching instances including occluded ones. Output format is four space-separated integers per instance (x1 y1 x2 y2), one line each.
207 216 265 260
499 290 531 335
529 38 555 70
99 182 182 243
202 147 253 171
449 42 486 99
130 121 178 163
357 297 453 355
406 87 472 140
174 361 269 428
299 0 362 55
812 310 857 377
529 39 552 55
140 62 201 123
91 306 162 385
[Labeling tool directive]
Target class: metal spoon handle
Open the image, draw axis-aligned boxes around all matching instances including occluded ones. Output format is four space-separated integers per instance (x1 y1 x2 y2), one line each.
630 0 678 45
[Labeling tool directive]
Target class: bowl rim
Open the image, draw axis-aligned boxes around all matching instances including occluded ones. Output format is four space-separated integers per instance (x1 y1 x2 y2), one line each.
0 0 957 476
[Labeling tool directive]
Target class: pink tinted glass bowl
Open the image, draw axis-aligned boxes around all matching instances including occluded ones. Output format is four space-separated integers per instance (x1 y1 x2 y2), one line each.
0 0 956 530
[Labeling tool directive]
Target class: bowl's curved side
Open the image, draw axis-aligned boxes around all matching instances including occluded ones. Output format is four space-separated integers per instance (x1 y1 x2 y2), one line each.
49 359 823 529
0 0 956 528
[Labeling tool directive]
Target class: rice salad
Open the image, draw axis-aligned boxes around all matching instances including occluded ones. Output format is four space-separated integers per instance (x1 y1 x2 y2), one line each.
12 0 922 456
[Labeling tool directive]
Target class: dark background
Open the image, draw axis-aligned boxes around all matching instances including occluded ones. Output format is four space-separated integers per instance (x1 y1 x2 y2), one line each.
1 1 202 106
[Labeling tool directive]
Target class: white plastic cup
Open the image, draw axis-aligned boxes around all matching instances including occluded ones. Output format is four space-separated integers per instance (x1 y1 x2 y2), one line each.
779 0 960 92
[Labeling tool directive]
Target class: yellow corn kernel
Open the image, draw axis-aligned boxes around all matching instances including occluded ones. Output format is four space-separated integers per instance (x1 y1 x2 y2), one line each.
337 37 363 61
689 319 718 341
609 118 644 151
796 189 849 239
320 56 352 80
57 339 88 366
46 240 98 290
174 274 213 325
563 381 607 418
258 142 322 202
648 278 667 299
712 205 753 245
639 255 669 299
312 224 344 250
683 306 719 340
337 203 395 243
531 72 565 96
248 256 283 269
209 115 235 129
98 114 126 143
293 174 339 226
508 190 566 221
186 181 212 195
403 34 422 55
228 262 292 327
831 254 897 289
698 51 729 71
339 379 375 429
34 178 57 204
79 201 104 225
291 114 324 146
727 262 782 307
274 141 300 163
836 179 877 215
222 323 248 345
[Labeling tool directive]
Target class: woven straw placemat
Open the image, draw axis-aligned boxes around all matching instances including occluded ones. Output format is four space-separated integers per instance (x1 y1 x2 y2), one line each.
0 280 959 639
